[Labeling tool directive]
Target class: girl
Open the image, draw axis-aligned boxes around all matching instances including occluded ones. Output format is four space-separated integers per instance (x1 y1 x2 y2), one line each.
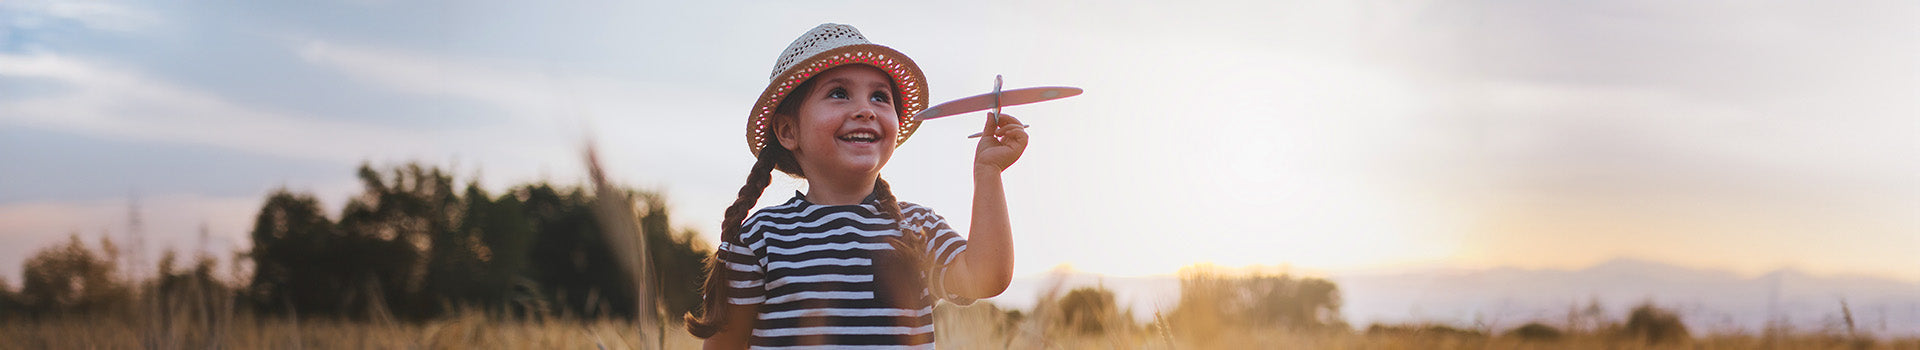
685 24 1027 349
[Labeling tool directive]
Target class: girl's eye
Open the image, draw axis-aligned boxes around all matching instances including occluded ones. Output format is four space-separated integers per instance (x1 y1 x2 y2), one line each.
826 88 848 99
870 91 892 104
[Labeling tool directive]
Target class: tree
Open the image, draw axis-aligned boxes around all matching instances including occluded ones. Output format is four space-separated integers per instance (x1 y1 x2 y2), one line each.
512 182 708 321
522 184 633 318
151 248 235 340
18 234 131 316
1055 286 1125 334
1507 322 1565 341
338 163 458 320
1166 266 1345 344
245 190 343 317
1623 303 1689 344
635 192 710 323
234 161 712 323
434 183 537 316
0 277 21 320
1240 274 1342 328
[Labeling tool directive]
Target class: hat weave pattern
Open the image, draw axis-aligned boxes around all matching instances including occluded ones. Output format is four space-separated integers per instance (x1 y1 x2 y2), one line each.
747 24 927 156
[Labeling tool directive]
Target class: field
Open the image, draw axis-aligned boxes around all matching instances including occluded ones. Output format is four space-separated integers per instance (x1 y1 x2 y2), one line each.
3 162 1910 349
5 303 1915 349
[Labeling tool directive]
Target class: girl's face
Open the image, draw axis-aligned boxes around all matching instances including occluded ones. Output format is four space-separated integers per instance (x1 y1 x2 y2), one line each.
775 65 901 180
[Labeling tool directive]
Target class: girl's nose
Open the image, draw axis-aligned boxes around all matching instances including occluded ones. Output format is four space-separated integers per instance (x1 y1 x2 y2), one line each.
852 107 878 121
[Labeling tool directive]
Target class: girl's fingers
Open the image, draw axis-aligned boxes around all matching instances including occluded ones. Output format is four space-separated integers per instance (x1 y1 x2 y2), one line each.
994 114 1023 128
997 119 1027 147
965 125 1030 139
972 113 1025 139
997 125 1025 141
1000 127 1028 150
974 112 1029 170
981 112 1003 134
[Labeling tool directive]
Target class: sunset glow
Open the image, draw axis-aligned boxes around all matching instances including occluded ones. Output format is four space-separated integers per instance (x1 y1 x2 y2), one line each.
2 0 1914 284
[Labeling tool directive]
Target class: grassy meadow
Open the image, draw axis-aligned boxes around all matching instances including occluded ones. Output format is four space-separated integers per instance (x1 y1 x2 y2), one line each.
5 269 1915 350
3 162 1911 349
3 303 1915 349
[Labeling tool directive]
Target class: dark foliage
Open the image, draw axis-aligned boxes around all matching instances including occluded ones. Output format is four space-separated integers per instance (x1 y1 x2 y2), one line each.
15 235 131 317
0 278 20 320
1623 302 1689 344
1056 286 1121 334
1506 322 1564 341
1168 269 1344 331
1365 323 1488 339
236 162 709 322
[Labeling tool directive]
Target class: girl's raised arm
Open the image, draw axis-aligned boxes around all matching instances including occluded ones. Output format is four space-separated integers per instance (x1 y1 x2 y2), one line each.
946 113 1029 299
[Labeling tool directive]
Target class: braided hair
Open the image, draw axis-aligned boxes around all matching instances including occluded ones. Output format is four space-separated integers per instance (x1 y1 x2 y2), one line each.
873 177 938 302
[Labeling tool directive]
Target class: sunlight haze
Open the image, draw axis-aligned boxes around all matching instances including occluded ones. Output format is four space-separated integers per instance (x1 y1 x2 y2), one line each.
2 0 1914 290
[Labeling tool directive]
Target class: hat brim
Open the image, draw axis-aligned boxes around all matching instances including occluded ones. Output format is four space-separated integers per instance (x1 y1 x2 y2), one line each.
747 44 928 156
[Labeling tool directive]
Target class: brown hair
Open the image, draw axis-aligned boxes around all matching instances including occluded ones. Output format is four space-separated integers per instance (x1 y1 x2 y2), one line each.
684 77 934 338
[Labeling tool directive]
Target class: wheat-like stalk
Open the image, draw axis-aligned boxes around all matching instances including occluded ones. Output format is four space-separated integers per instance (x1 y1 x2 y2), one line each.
583 143 663 348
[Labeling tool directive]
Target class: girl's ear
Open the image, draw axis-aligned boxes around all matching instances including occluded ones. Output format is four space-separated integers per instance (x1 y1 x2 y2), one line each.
773 114 801 153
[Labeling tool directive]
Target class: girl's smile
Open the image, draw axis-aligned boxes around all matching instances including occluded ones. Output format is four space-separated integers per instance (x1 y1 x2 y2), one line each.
776 65 901 180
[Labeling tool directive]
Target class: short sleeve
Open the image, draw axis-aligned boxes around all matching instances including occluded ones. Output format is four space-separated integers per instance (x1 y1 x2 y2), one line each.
718 223 767 305
903 203 974 305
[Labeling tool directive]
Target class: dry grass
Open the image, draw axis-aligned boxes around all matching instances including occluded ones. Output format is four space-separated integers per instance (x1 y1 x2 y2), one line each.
10 258 1907 349
0 312 705 349
921 299 1919 350
4 309 1914 349
927 310 1920 350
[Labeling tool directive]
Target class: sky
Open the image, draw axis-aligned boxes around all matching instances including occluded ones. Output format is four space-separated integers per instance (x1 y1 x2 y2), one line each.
1 0 1915 288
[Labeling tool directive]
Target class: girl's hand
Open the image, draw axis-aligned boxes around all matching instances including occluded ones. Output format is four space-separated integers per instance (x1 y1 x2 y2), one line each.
974 113 1028 174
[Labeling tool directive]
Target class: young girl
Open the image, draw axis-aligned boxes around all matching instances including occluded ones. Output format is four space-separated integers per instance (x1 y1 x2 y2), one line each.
684 24 1027 348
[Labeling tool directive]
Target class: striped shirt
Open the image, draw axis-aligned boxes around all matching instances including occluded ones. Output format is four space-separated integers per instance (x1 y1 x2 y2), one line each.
719 192 972 349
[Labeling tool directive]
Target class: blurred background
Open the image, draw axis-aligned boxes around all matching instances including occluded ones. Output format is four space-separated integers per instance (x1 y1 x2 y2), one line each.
1 0 1914 347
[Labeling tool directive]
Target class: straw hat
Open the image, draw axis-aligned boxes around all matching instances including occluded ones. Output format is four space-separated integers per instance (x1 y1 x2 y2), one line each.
746 23 929 156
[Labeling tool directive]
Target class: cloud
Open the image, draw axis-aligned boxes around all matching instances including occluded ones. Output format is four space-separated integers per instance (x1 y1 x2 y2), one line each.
295 41 557 117
1376 0 1920 277
290 38 788 230
291 39 745 132
2 0 1913 283
1 0 160 33
0 52 432 163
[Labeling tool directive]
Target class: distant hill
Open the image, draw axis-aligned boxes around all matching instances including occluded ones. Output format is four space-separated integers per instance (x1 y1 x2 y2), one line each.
1337 258 1920 337
994 259 1920 337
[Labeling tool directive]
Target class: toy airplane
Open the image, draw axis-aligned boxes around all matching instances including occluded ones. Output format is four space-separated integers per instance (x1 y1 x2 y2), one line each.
913 75 1082 138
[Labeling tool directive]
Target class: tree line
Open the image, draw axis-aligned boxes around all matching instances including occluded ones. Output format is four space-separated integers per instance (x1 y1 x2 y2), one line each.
0 162 710 323
0 161 1357 338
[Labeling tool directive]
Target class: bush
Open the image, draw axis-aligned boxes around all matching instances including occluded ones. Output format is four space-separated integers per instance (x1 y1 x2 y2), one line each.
1366 323 1487 339
1506 322 1563 341
1055 287 1123 335
1167 267 1344 334
1623 303 1689 344
240 162 711 322
18 234 132 316
0 278 21 320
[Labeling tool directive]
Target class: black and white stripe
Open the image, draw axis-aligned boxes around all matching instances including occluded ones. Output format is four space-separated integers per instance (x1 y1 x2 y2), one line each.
720 192 970 349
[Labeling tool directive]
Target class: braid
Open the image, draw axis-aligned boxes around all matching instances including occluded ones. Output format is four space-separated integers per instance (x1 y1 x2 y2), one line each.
688 78 814 338
873 177 905 225
875 177 938 297
685 146 782 338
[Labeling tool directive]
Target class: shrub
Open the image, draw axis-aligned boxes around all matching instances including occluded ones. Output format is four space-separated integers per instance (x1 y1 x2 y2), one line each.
1506 322 1563 341
1622 303 1689 344
1055 286 1122 335
18 234 132 316
1366 323 1488 339
0 278 21 320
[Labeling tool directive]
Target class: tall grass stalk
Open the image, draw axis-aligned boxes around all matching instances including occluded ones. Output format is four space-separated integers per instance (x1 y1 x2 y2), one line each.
584 144 665 348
